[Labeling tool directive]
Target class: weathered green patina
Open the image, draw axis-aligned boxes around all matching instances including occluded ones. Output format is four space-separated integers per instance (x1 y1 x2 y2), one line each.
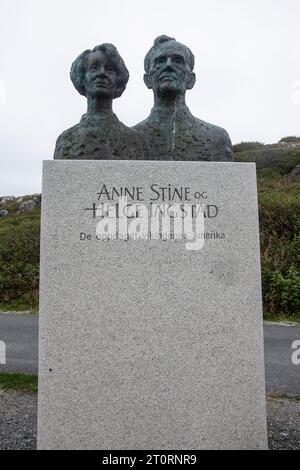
54 44 148 160
134 35 233 161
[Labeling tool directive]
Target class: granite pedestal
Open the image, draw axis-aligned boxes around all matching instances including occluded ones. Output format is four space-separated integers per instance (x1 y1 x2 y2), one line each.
38 161 267 449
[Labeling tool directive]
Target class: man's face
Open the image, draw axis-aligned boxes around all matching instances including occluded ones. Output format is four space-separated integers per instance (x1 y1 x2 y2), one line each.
84 50 118 99
145 42 195 99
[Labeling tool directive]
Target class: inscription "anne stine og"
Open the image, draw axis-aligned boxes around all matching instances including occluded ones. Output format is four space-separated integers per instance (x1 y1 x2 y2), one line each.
97 184 208 202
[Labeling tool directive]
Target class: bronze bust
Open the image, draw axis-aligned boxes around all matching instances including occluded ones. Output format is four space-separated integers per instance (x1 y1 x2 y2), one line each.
133 35 233 161
54 44 147 160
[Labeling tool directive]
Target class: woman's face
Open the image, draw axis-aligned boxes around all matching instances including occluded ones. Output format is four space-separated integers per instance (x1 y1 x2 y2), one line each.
84 50 118 99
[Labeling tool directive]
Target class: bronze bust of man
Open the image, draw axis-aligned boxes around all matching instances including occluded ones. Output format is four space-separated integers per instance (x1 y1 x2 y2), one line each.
133 35 233 161
54 43 147 160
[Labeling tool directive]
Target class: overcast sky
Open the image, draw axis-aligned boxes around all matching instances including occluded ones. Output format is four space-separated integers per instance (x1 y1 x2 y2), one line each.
0 0 299 196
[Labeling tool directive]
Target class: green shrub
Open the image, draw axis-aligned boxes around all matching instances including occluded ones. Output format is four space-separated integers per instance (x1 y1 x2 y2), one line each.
0 214 40 308
233 141 264 152
259 196 300 242
263 268 300 316
258 174 300 317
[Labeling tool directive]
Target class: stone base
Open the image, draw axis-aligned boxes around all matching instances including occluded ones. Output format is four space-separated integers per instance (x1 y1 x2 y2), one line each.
38 161 267 449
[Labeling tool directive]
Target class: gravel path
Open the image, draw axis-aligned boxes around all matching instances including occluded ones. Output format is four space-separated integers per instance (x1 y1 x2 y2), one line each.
267 396 300 450
0 390 299 450
0 390 37 450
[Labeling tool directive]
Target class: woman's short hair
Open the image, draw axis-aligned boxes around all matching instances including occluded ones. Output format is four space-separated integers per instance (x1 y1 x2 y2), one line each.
70 43 129 98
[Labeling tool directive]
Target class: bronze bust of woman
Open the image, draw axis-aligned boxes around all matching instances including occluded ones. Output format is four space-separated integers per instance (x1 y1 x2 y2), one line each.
54 43 147 160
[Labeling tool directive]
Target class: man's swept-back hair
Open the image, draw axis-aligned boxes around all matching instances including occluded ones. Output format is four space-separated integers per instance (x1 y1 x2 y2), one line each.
70 43 129 98
144 35 195 73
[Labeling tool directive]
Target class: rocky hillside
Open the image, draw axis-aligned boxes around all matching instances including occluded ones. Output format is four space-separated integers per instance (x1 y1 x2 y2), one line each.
233 139 300 176
233 137 300 176
0 194 41 219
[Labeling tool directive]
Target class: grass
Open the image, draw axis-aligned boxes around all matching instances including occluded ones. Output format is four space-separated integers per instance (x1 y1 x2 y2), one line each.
0 372 38 393
0 301 38 313
267 392 300 401
264 312 300 324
